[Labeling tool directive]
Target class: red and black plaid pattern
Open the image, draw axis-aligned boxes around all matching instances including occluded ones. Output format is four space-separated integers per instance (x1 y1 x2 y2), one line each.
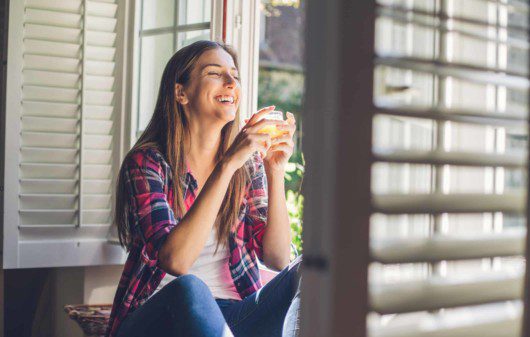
105 147 268 337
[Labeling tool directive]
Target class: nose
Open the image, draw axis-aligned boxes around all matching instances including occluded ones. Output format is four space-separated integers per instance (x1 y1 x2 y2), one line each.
223 73 236 88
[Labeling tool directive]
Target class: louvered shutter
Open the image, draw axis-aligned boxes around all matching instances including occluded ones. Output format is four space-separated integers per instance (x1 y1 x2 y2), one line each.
369 0 528 336
4 0 126 268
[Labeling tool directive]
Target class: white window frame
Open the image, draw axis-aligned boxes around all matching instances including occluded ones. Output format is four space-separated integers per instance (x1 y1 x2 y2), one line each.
126 0 261 151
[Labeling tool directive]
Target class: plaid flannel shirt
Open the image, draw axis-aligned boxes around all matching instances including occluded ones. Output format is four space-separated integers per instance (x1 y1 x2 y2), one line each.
105 147 268 337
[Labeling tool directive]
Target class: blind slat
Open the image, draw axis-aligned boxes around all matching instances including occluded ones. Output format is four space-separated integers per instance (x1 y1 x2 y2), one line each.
373 149 527 168
370 272 523 314
371 230 526 263
368 301 522 337
375 56 530 89
373 193 526 214
374 105 527 127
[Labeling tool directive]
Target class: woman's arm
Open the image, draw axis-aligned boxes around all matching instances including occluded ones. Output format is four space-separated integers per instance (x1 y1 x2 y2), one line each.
261 167 291 270
158 158 237 275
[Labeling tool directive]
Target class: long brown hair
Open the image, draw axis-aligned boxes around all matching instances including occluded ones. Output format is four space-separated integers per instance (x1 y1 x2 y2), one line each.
114 40 249 255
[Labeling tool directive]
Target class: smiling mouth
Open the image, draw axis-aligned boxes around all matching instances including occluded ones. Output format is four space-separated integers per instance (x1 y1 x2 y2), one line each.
215 95 235 104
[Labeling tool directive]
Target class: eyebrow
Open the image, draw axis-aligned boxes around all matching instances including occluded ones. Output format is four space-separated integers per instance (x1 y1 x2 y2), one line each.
201 63 238 72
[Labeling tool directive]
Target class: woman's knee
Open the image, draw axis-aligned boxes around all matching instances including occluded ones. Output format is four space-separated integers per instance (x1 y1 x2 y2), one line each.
166 274 210 301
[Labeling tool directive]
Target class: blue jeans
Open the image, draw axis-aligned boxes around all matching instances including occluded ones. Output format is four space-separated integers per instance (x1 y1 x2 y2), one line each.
116 255 302 337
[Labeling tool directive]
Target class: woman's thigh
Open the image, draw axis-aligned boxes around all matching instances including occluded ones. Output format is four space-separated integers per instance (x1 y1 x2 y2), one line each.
217 255 302 337
117 274 232 337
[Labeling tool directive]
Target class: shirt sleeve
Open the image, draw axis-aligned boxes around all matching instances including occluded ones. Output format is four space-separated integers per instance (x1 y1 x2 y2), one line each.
244 152 269 263
124 149 179 264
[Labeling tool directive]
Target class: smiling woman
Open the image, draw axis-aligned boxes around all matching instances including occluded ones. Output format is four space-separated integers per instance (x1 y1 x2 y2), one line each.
105 40 302 337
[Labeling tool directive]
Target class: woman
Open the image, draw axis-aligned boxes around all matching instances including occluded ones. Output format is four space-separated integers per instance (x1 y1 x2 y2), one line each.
105 40 302 337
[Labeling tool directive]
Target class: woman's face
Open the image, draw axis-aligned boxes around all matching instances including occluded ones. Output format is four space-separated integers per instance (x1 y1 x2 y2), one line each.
177 48 241 124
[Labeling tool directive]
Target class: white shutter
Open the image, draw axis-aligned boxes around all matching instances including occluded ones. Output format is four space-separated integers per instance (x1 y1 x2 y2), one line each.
369 1 528 336
4 0 126 268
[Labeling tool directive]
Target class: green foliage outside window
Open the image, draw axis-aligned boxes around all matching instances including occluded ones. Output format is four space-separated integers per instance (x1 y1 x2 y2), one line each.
258 67 305 257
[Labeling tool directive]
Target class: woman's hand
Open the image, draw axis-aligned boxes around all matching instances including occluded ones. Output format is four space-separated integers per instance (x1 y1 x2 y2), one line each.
262 112 296 173
223 106 279 171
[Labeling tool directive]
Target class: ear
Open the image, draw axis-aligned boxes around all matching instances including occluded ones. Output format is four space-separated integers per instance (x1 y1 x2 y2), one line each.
175 83 189 105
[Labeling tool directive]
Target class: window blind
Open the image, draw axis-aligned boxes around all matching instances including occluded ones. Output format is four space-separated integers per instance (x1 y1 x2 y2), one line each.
369 0 529 336
4 0 126 268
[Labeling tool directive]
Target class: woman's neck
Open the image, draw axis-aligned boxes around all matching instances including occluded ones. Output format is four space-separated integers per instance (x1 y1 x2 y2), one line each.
183 117 224 172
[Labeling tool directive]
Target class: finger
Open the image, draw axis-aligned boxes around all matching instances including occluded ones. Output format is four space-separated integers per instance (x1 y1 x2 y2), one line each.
286 111 296 124
248 106 276 125
271 134 293 145
246 119 283 133
276 123 296 137
268 143 293 155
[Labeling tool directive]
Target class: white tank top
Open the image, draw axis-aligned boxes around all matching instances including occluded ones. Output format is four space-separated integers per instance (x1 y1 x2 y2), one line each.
152 228 241 300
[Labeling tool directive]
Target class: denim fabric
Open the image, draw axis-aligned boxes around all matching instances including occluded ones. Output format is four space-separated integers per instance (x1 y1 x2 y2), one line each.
216 254 302 337
116 274 233 337
115 255 302 337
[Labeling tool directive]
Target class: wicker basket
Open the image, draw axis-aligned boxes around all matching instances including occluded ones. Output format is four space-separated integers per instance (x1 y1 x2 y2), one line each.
64 304 112 337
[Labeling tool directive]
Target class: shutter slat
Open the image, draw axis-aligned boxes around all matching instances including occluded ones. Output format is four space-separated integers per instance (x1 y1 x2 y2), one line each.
82 209 111 224
24 39 81 58
86 1 117 18
82 165 111 179
84 135 112 149
84 150 111 164
83 195 111 209
21 147 78 163
370 272 523 314
20 179 77 194
84 90 114 106
25 0 82 13
19 209 77 225
371 230 526 263
21 132 77 148
368 302 522 337
19 224 111 241
85 60 115 76
85 75 114 90
373 149 527 168
23 85 79 103
86 30 116 47
20 194 77 209
82 180 111 194
24 54 80 73
85 16 117 32
375 4 529 31
21 116 78 133
374 105 527 127
20 163 77 179
23 70 80 89
85 45 116 61
24 23 81 44
375 56 530 90
373 193 526 214
376 6 529 51
22 101 79 118
85 120 113 134
84 105 113 119
25 8 81 28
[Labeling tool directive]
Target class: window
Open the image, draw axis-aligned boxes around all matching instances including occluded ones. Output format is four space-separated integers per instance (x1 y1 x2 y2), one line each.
134 0 213 137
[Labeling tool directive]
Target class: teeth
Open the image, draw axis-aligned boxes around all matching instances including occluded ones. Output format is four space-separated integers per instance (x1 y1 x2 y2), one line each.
217 96 234 103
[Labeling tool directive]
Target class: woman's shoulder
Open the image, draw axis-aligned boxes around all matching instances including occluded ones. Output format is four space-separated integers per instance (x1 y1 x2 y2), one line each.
124 146 170 174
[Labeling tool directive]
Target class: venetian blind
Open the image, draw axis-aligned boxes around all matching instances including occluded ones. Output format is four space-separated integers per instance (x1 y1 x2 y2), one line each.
369 0 529 336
